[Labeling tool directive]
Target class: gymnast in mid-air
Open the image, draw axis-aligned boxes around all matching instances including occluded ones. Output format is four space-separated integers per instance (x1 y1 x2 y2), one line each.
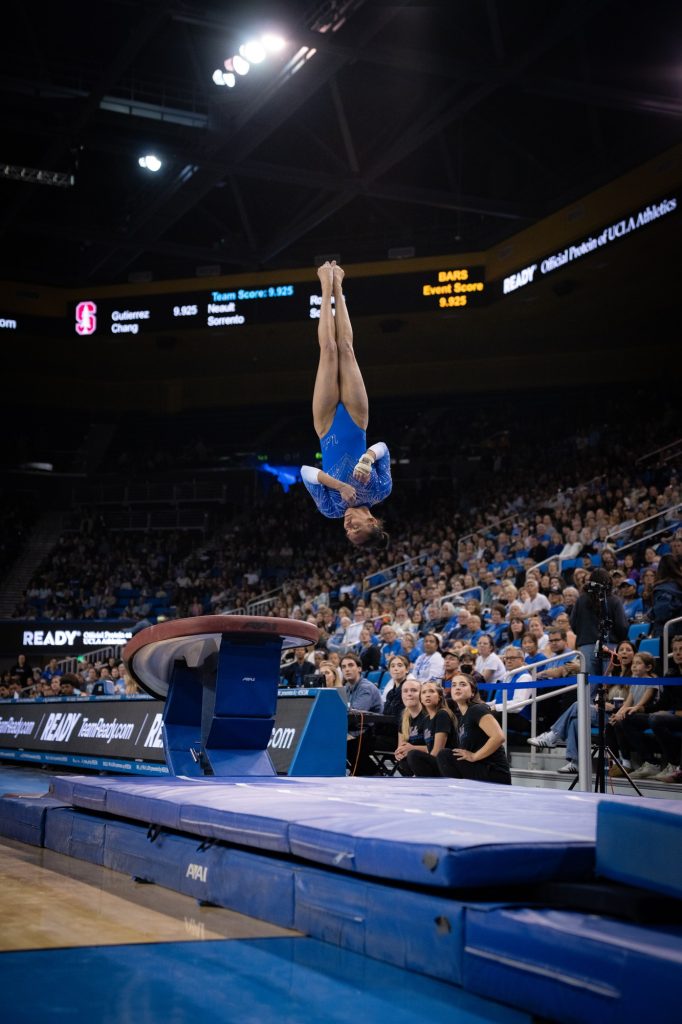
300 260 391 547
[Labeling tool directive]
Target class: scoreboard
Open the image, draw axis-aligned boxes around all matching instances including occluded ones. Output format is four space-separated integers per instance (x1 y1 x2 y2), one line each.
69 265 487 338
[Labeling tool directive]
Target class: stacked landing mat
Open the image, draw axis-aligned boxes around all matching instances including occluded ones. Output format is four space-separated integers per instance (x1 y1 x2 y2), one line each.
1 776 681 1023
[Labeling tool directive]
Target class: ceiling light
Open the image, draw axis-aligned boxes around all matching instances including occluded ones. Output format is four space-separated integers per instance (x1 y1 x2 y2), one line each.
138 154 162 172
232 54 250 76
262 34 285 52
240 40 266 63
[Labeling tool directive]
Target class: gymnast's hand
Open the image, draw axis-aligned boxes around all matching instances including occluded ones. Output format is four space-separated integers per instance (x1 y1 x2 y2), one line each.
352 453 374 482
339 483 357 504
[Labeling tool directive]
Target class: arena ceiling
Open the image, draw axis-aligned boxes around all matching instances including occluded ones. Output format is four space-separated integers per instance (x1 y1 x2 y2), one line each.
1 0 681 290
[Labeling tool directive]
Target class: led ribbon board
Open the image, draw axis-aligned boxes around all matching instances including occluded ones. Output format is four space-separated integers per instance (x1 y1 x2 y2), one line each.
70 266 487 337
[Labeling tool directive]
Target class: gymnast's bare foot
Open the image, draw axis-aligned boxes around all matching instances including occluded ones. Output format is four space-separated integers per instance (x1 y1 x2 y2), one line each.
332 261 344 287
317 260 334 290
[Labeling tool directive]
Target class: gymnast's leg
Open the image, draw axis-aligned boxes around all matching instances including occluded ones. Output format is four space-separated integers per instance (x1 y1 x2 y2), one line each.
333 262 369 431
312 261 339 437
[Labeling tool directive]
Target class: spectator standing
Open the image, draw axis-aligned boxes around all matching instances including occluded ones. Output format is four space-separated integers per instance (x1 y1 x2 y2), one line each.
569 568 628 673
10 654 32 686
650 554 682 640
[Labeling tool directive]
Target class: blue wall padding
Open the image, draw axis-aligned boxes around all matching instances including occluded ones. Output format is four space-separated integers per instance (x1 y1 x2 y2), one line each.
49 775 603 888
0 795 66 846
596 799 682 899
103 818 295 927
36 803 474 982
43 807 106 864
463 906 682 1024
293 868 482 985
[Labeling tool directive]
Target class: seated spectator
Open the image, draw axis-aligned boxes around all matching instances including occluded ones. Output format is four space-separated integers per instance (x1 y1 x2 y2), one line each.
488 646 536 735
608 640 635 678
507 615 526 648
327 615 353 654
357 626 381 674
467 614 484 646
60 673 83 697
518 578 551 618
436 674 511 785
474 634 506 689
521 633 545 666
532 651 657 775
440 647 461 697
343 608 367 649
393 678 428 770
315 659 344 688
378 624 403 670
646 635 682 782
399 631 418 664
487 604 511 648
412 632 445 682
280 647 316 689
612 651 661 778
617 577 644 623
528 615 550 651
535 628 580 681
447 607 473 643
343 653 384 776
546 582 566 620
552 612 577 649
382 654 412 719
404 682 458 776
40 657 60 682
392 607 414 635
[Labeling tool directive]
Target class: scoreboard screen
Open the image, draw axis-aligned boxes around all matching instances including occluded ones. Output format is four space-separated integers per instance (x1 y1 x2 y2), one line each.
70 265 487 338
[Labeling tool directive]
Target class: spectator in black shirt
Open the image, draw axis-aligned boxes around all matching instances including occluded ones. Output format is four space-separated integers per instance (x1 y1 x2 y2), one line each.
437 673 511 785
569 568 628 674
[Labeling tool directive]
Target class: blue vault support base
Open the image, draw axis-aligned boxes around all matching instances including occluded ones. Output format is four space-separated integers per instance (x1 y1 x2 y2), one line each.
123 614 320 778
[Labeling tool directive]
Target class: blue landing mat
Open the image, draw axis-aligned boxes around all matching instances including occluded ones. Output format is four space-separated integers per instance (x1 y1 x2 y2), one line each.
43 805 496 984
0 794 68 846
463 906 682 1024
596 798 682 900
0 936 531 1024
49 774 605 888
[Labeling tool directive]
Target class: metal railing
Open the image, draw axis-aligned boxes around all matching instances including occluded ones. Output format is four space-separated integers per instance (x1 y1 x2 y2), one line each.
605 501 681 548
362 553 428 599
55 646 123 677
503 648 589 790
246 586 283 616
663 616 682 675
634 436 682 465
436 586 484 608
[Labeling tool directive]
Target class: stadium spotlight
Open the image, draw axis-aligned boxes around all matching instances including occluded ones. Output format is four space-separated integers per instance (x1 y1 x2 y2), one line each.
232 53 250 76
262 33 286 53
138 154 162 172
211 31 288 88
240 40 266 63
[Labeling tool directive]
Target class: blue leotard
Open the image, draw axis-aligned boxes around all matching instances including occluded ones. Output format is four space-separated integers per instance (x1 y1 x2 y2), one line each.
301 403 392 518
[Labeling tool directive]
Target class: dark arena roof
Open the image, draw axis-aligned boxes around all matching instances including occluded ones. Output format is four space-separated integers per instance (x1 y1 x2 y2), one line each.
1 0 681 288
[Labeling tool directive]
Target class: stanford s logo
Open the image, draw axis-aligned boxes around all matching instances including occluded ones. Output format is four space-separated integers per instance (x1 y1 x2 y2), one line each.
75 300 97 336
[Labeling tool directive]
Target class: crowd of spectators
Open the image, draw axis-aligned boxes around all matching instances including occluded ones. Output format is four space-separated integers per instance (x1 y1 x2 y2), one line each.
2 388 681 778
